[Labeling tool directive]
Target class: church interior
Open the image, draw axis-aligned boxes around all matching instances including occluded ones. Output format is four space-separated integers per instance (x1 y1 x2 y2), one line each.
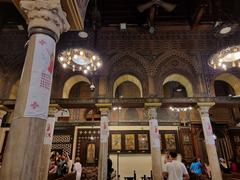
0 0 240 180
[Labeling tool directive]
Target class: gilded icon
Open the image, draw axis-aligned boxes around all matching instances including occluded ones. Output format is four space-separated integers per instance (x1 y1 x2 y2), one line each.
125 134 135 150
111 134 121 150
138 134 149 150
165 133 176 150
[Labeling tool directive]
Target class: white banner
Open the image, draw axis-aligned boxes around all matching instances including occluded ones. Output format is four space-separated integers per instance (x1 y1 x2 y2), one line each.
202 116 215 145
44 117 56 145
100 116 109 143
149 119 160 148
24 34 55 119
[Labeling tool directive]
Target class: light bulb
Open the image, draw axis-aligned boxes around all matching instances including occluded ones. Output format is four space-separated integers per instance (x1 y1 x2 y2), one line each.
59 56 64 61
87 66 90 70
83 69 88 74
73 54 78 59
80 51 83 56
97 62 101 67
92 55 96 60
62 63 67 68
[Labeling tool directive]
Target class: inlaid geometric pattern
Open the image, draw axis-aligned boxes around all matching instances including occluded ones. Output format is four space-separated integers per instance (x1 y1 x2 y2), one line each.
75 129 100 159
53 135 71 143
52 143 72 156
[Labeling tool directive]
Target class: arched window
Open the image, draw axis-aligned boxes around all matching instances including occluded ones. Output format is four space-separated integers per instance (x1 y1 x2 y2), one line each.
163 74 193 97
69 81 91 98
214 80 235 96
113 74 143 98
115 81 141 98
163 81 187 98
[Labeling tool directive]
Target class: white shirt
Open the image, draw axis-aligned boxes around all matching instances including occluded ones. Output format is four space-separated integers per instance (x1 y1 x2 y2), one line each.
73 162 82 180
163 160 188 180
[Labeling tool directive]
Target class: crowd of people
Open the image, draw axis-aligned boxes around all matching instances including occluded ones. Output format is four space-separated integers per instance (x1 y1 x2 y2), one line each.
48 152 82 180
162 150 239 180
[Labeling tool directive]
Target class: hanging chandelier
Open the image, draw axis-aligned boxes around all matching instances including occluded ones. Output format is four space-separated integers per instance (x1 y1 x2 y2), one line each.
209 45 240 70
58 48 102 74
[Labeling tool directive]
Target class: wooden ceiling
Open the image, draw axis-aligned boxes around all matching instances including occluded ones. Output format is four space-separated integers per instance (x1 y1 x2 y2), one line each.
0 0 239 31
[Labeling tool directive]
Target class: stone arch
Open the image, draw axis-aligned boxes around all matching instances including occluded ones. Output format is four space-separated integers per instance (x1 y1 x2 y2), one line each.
163 74 193 97
9 80 20 99
62 75 91 98
113 74 143 97
214 73 240 95
108 53 148 97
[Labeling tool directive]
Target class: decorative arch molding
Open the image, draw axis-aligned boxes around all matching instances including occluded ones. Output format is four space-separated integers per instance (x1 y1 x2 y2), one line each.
108 54 148 97
62 75 91 98
113 74 143 97
163 74 194 97
214 73 240 95
106 51 150 74
153 50 199 76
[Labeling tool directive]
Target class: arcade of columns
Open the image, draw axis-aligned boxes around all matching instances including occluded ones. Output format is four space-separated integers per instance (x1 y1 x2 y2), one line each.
0 0 230 180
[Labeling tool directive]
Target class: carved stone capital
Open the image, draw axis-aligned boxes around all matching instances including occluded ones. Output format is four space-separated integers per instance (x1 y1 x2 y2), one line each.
20 0 70 40
198 102 215 116
145 107 158 120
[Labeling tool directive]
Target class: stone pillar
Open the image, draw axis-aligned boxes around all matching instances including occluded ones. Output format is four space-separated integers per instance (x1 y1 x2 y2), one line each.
38 104 59 180
96 104 112 180
98 76 107 97
148 75 156 96
198 102 222 180
145 103 162 180
0 1 69 180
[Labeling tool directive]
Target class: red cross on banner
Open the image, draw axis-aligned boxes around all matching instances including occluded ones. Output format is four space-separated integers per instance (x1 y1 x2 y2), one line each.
30 101 39 109
39 39 46 46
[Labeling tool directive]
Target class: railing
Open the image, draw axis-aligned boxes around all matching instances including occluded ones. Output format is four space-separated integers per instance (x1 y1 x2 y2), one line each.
0 96 239 108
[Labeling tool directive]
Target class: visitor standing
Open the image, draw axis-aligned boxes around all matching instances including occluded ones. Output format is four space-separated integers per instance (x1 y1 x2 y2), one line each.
162 151 189 180
73 157 82 180
190 158 202 179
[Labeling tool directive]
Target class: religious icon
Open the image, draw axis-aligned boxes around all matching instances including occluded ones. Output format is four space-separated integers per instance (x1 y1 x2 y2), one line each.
183 145 193 158
138 134 149 150
111 134 121 150
183 135 190 143
234 136 240 143
165 133 176 150
125 134 135 150
86 143 95 163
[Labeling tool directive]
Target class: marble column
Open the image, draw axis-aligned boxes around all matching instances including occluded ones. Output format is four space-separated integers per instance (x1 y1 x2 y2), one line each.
96 104 112 180
38 104 59 180
145 103 163 180
0 1 69 180
198 102 222 180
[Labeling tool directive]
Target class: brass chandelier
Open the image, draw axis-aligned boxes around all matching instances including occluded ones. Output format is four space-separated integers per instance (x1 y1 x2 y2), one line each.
58 48 102 74
209 45 240 70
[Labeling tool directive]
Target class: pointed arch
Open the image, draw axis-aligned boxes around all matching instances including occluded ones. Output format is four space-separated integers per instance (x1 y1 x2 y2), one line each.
214 73 240 95
113 74 143 97
163 74 193 97
62 75 91 98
